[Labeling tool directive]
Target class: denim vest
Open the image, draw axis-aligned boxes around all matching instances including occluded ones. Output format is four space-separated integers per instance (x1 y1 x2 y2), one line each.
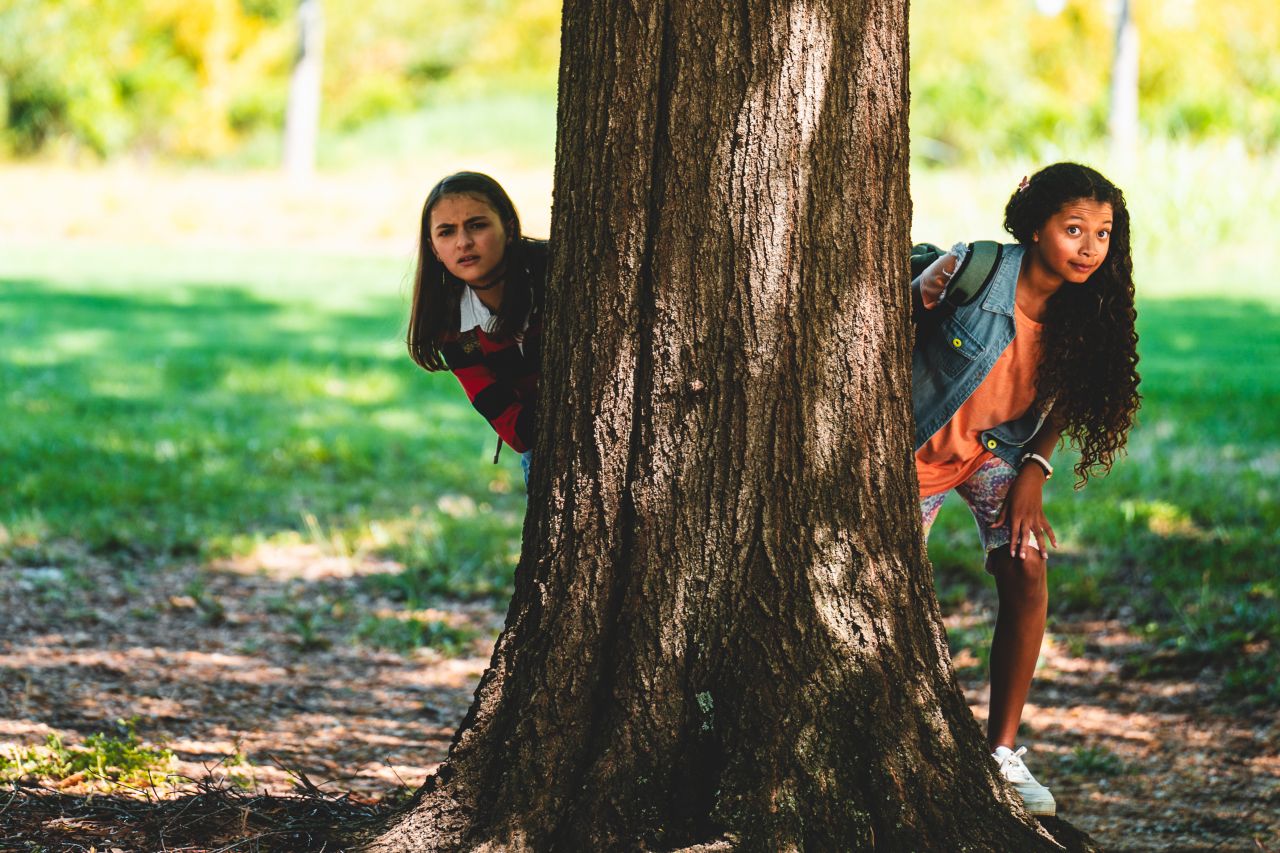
912 243 1048 468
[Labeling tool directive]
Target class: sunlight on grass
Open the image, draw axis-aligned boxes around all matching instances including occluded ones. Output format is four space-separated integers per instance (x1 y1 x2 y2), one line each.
2 141 1277 703
354 611 480 657
220 364 406 405
1120 499 1204 538
0 250 528 575
315 93 558 172
0 720 177 793
44 328 114 358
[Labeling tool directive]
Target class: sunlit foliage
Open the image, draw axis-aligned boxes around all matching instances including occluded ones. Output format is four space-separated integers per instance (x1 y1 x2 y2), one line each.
0 0 1275 161
909 0 1280 158
0 0 560 159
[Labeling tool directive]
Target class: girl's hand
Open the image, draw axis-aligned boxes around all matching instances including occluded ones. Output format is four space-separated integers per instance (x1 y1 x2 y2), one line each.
917 252 959 309
994 467 1059 560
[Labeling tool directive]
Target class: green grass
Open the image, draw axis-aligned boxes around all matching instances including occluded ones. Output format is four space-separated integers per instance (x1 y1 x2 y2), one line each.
0 719 176 790
946 621 994 678
3 145 1278 704
354 614 478 656
1057 745 1129 778
225 91 558 172
0 242 529 598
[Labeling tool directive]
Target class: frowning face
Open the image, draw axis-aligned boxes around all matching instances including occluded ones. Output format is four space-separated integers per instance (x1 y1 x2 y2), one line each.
429 193 513 289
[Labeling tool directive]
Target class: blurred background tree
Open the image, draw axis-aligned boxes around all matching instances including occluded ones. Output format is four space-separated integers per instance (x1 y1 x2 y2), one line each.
1 0 1275 165
283 0 323 178
0 0 561 162
909 0 1280 162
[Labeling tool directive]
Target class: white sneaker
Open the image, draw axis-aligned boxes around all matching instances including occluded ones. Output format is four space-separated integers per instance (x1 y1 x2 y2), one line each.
992 746 1057 816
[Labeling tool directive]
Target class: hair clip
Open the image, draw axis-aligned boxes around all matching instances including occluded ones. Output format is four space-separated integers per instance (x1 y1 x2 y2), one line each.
1017 175 1031 193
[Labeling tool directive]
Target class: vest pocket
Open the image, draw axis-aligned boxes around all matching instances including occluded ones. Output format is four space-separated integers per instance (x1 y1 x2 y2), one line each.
929 314 986 378
985 406 1050 449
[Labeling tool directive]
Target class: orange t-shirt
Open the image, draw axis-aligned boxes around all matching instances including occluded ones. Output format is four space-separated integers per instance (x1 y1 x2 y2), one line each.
915 304 1043 497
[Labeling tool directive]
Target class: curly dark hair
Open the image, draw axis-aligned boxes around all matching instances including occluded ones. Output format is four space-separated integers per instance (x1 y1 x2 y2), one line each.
1004 162 1141 486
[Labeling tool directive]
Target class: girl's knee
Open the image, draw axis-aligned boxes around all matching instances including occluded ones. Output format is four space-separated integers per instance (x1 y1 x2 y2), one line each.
989 549 1048 591
1019 552 1048 590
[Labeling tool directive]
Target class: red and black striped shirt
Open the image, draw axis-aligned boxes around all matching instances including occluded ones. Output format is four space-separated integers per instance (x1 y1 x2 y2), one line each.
440 322 541 453
439 240 546 453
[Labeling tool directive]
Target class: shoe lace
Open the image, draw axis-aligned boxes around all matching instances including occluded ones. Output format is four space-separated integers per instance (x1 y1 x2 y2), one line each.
996 746 1036 783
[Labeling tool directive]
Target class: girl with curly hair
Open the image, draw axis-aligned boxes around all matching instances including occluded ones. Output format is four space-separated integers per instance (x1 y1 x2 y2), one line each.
911 162 1141 815
407 172 548 487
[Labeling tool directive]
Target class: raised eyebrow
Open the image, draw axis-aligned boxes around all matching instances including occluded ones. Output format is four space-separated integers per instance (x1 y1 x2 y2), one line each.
1063 214 1113 226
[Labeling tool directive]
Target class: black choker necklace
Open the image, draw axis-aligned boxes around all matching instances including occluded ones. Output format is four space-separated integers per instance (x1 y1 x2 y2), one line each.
466 278 502 292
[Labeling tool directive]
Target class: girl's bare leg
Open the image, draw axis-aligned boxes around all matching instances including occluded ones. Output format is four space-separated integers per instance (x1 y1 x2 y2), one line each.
984 548 1048 750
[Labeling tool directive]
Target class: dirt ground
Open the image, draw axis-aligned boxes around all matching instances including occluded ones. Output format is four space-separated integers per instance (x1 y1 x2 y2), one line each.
1 548 1276 851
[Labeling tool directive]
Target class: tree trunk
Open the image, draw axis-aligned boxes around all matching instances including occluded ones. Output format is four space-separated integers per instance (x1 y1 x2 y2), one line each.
284 0 323 180
369 1 1096 849
1108 0 1140 163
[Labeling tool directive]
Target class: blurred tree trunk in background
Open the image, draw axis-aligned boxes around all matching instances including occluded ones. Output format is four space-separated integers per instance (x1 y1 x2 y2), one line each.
284 0 324 179
1109 0 1139 162
364 0 1096 849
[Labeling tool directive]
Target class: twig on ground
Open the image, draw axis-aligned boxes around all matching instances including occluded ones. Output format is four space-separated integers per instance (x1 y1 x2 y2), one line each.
0 774 394 852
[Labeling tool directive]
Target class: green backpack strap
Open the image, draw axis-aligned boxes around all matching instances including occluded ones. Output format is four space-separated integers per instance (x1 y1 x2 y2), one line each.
910 240 1003 309
943 240 1003 307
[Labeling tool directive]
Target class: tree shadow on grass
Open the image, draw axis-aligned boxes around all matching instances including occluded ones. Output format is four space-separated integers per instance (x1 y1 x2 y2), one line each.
0 276 526 561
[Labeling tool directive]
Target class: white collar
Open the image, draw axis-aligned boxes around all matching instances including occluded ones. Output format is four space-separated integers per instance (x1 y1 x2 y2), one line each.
459 286 499 334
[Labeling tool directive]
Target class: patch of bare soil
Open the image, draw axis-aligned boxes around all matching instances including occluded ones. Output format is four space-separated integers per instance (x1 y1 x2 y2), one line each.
1 552 1276 851
0 547 494 850
951 610 1279 852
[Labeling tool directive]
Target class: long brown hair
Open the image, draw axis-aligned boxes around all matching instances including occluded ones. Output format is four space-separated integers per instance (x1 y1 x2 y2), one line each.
407 171 540 371
1005 162 1141 485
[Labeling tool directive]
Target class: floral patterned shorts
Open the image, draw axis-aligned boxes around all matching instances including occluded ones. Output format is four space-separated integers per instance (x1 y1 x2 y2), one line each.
920 455 1038 556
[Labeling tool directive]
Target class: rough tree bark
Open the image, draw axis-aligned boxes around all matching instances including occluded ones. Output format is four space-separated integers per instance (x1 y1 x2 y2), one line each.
368 1 1097 849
